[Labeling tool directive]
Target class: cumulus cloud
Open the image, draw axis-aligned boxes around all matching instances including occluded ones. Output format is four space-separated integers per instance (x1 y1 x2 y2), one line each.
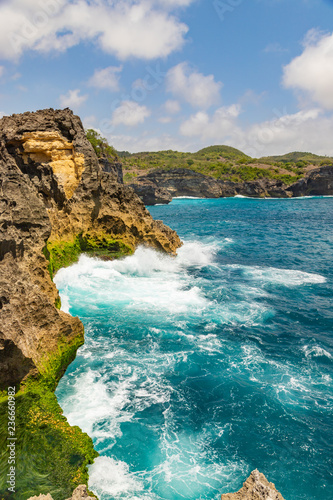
59 89 88 109
166 62 222 108
164 99 180 114
178 103 333 157
99 104 333 157
180 104 241 139
112 100 151 127
0 0 191 61
283 30 333 110
88 66 122 92
108 131 192 153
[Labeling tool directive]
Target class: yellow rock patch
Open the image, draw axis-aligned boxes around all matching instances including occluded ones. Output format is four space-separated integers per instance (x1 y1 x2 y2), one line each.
21 131 85 198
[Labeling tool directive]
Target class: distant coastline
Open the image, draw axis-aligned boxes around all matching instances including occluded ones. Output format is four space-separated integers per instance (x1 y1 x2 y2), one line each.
114 145 333 205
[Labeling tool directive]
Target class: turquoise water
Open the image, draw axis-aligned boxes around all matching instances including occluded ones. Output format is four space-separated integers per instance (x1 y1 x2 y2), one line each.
55 197 333 500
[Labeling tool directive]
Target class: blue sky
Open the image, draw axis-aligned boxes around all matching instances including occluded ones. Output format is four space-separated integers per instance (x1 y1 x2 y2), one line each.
1 0 333 156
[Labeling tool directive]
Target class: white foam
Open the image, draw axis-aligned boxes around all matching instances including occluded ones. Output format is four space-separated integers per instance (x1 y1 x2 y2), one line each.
303 345 332 359
88 457 148 498
54 243 217 316
59 368 136 445
226 264 326 286
172 196 203 199
176 241 217 267
59 292 70 314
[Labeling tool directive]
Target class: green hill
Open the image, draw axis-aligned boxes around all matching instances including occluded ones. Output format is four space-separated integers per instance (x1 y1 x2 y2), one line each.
85 131 332 187
260 151 333 165
117 146 308 186
194 145 251 161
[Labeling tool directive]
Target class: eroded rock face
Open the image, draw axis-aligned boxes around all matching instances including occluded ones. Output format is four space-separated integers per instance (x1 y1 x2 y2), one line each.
27 484 95 500
130 181 173 205
133 168 224 201
99 157 123 184
0 108 181 388
128 168 293 202
288 164 333 196
129 165 333 204
20 130 85 198
221 470 285 500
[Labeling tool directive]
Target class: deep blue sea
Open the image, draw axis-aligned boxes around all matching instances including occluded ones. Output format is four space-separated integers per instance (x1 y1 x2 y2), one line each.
55 197 333 500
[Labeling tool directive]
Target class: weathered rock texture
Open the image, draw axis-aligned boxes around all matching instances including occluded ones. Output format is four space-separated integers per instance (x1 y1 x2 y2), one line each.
130 181 172 205
27 484 95 500
130 165 333 204
221 470 285 500
0 108 181 389
99 157 123 184
288 164 333 196
131 168 223 203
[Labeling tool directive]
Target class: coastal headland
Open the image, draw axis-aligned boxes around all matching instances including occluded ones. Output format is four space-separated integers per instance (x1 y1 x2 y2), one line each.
1 109 288 499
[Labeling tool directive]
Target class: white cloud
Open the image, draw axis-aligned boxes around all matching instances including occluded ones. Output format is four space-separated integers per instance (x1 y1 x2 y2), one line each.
264 42 288 54
0 66 5 78
108 131 191 153
166 62 222 108
164 99 180 114
0 0 191 61
283 30 333 110
102 105 333 157
180 104 241 139
83 115 97 129
59 89 88 109
178 103 333 157
112 100 151 127
156 0 195 8
158 116 173 123
88 66 122 92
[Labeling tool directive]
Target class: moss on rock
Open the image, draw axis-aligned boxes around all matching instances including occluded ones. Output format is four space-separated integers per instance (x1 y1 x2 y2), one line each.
0 335 98 500
0 236 133 499
45 234 133 279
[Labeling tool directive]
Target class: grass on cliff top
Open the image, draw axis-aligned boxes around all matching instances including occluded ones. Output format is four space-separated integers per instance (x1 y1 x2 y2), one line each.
117 146 333 186
0 335 98 500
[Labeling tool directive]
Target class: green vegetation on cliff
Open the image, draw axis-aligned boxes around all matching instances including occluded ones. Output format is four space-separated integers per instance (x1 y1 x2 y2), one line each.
0 335 98 500
260 151 332 165
86 129 118 160
44 234 133 280
118 146 333 186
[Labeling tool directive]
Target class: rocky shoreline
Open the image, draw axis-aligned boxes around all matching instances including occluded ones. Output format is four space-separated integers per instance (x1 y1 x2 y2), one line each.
0 108 180 499
0 109 286 500
129 165 333 205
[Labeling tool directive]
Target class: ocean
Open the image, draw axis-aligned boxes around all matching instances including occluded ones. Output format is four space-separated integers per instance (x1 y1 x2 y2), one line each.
55 197 333 500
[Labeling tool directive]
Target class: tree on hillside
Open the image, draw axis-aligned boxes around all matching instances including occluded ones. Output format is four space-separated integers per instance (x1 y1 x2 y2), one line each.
86 129 118 160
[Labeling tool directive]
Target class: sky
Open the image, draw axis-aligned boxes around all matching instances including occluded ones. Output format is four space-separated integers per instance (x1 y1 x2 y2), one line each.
0 0 333 157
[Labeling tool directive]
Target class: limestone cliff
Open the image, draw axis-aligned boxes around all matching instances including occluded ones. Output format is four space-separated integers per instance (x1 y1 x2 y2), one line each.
130 165 333 204
0 108 181 389
221 470 285 500
0 108 181 500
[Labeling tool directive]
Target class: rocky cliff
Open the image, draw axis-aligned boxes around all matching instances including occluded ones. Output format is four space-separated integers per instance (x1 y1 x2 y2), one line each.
221 470 285 500
0 108 181 500
0 108 181 389
130 165 333 204
26 470 286 500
